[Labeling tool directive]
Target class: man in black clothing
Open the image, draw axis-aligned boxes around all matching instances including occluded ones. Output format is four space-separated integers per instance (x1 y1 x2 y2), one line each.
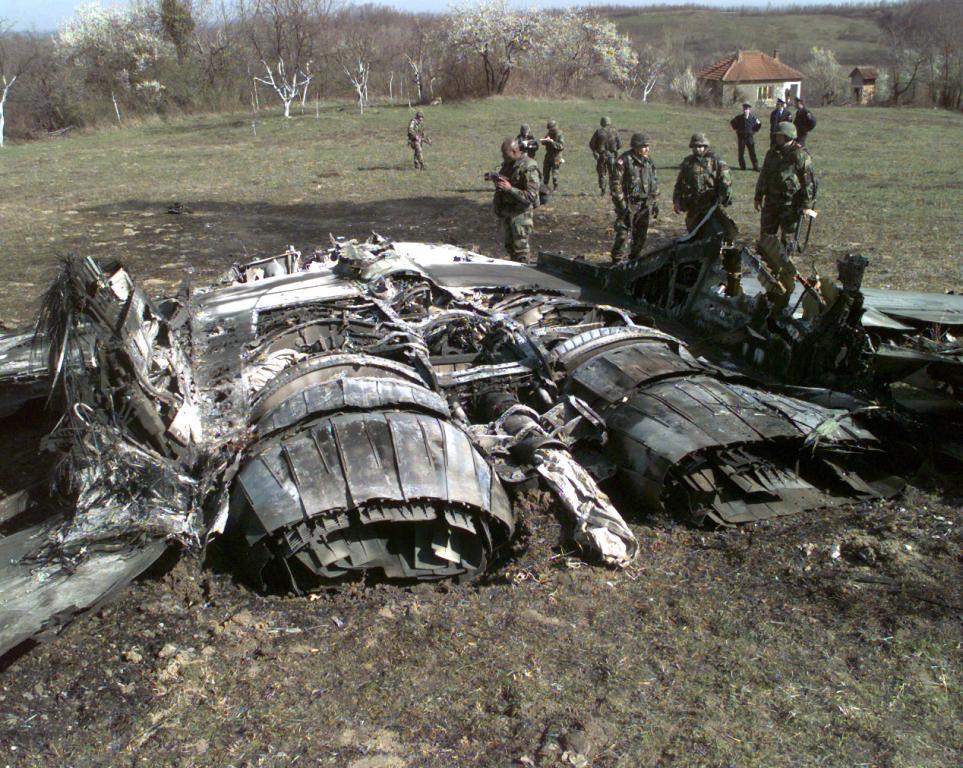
793 98 816 147
730 102 762 171
769 97 792 147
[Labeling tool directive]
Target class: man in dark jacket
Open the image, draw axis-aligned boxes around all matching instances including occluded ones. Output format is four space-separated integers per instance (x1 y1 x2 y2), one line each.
769 97 792 147
730 102 762 171
792 98 816 146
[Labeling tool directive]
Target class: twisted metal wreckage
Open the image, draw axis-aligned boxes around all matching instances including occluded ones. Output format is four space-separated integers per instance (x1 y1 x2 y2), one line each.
1 220 961 655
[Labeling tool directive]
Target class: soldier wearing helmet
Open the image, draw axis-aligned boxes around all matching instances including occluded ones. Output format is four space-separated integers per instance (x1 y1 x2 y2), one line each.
610 132 659 262
540 120 565 191
516 124 539 159
673 133 739 293
407 111 431 170
753 121 818 310
589 116 621 196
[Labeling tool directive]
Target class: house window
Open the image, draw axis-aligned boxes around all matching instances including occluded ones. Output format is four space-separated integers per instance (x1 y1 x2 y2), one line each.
757 85 774 100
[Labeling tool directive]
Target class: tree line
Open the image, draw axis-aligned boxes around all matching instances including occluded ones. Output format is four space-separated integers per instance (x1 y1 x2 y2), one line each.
0 0 960 147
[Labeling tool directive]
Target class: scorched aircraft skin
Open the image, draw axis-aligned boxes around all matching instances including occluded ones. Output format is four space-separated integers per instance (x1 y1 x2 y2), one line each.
0 234 960 657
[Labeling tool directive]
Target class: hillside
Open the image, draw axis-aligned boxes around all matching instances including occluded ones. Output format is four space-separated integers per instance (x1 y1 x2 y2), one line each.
604 6 889 70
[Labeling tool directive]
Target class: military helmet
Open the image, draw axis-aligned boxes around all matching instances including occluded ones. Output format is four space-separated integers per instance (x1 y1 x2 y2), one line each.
600 116 611 126
689 132 709 148
547 120 558 130
775 121 797 140
415 111 424 119
630 132 650 148
520 123 530 134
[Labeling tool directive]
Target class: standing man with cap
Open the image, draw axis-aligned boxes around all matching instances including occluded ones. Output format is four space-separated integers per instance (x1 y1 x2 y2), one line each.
589 116 621 196
407 111 430 170
610 132 659 262
541 120 565 191
490 137 542 263
754 121 817 310
769 98 792 148
792 98 816 147
516 124 539 159
730 102 762 171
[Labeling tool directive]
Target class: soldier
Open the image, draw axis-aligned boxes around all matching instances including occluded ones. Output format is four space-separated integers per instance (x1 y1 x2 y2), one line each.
517 124 539 159
589 116 621 195
673 133 739 293
729 102 762 171
769 97 792 147
610 132 659 262
540 120 565 191
490 137 541 263
407 111 431 170
754 121 817 310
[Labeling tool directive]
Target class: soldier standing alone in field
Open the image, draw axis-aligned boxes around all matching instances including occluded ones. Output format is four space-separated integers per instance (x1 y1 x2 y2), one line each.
769 97 792 147
541 120 565 191
407 111 431 170
516 124 539 159
490 138 542 263
754 121 817 310
610 132 659 262
589 116 621 196
673 133 739 294
730 102 762 171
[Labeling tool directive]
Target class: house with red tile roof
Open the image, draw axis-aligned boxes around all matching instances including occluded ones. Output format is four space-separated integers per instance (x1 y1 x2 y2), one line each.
697 50 803 107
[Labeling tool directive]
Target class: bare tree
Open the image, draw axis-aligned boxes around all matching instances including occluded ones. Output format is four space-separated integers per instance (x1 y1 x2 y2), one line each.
802 47 846 105
239 0 329 118
0 21 34 147
336 29 374 114
626 43 671 102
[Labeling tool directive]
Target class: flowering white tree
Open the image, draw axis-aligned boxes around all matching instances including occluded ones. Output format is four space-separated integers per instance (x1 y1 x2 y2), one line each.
445 0 542 95
670 66 697 104
57 3 173 122
802 46 846 105
540 10 637 90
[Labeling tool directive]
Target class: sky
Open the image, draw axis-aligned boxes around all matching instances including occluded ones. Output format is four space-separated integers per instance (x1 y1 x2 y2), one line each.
2 0 868 34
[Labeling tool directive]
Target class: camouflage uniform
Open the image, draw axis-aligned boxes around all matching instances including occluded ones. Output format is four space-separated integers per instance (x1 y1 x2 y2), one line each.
672 145 733 233
541 122 565 191
517 125 539 159
589 118 621 194
610 134 659 261
754 122 817 310
407 113 428 170
493 153 542 262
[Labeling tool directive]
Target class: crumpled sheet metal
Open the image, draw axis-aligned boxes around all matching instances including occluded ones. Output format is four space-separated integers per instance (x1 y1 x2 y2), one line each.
533 447 638 567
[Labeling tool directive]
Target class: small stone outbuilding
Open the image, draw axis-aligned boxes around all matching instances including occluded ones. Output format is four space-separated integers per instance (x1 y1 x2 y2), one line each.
697 50 803 107
849 67 878 104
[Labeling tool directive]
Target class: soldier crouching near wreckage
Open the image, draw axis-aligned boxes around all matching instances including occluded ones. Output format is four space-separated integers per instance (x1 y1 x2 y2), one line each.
672 132 741 295
489 137 542 262
753 121 817 311
610 132 659 263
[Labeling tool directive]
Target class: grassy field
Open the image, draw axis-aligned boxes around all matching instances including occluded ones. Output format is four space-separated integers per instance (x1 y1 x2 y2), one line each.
0 99 961 767
607 7 889 66
0 98 960 325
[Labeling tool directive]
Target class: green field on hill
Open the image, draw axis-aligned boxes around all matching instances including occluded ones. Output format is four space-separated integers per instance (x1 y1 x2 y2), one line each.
607 7 889 67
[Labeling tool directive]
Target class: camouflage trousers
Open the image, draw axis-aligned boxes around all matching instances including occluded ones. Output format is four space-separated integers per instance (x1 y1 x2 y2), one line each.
611 205 650 261
596 153 616 192
411 142 425 170
543 157 561 190
757 232 798 311
759 200 800 244
498 212 534 262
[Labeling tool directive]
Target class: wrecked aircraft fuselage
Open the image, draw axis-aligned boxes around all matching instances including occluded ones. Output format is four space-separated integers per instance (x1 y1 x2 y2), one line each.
1 233 961 656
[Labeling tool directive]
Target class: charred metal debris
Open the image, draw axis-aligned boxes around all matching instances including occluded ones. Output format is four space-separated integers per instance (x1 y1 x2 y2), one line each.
1 233 961 654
